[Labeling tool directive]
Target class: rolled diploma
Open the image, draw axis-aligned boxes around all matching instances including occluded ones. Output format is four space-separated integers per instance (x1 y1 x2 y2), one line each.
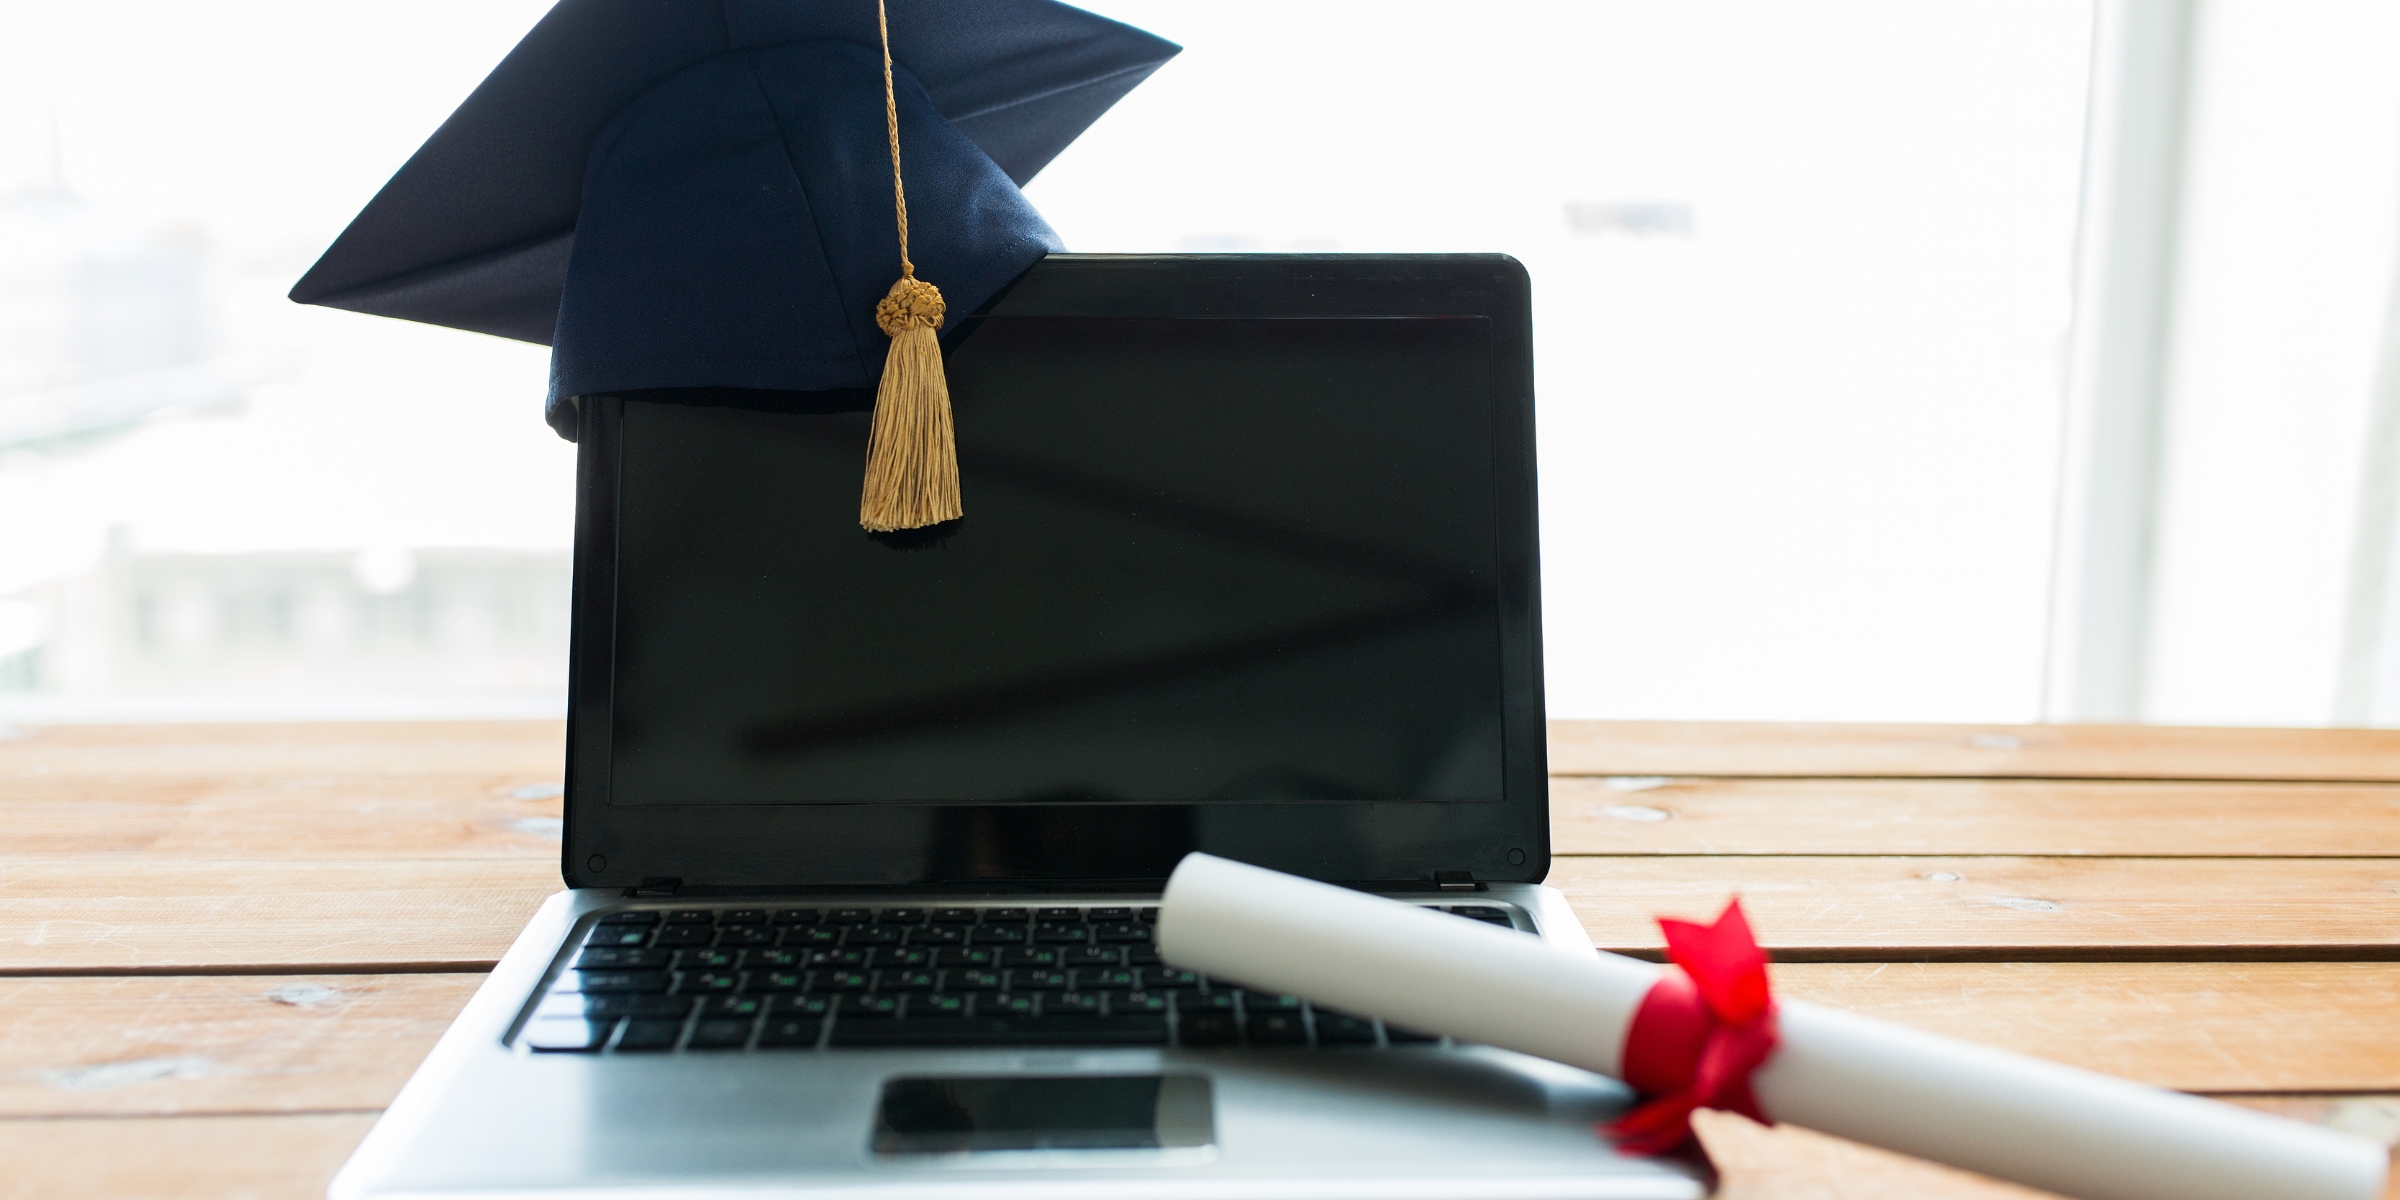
1157 853 2389 1200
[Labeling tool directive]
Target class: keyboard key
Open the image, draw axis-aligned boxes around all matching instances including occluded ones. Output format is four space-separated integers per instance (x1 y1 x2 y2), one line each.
749 971 806 993
881 969 938 992
1032 922 1088 944
597 910 660 925
826 908 874 925
947 969 1003 991
839 994 901 1018
1177 1011 1240 1047
1150 968 1198 988
1124 946 1163 966
911 992 969 1017
1243 992 1304 1011
721 909 769 925
977 993 1035 1016
757 1016 823 1048
571 970 668 994
540 994 690 1020
616 1019 684 1051
717 926 772 947
931 908 978 924
1092 922 1150 943
584 927 651 948
706 995 768 1018
1037 907 1082 921
576 946 670 969
1248 1010 1309 1046
969 925 1028 945
782 926 841 947
1075 967 1138 990
935 947 997 967
678 948 742 970
819 970 872 992
1014 968 1071 991
880 908 928 924
831 1014 1168 1048
772 908 821 924
1317 1014 1379 1045
1042 992 1102 1015
1088 907 1134 921
524 1018 615 1052
665 909 717 924
1175 991 1235 1013
777 994 833 1017
983 908 1030 923
680 970 743 995
1060 946 1120 967
653 926 714 948
999 947 1059 967
806 948 868 969
876 946 934 968
1139 907 1160 923
749 948 803 968
906 925 964 945
1108 990 1169 1014
688 1017 755 1049
845 925 903 946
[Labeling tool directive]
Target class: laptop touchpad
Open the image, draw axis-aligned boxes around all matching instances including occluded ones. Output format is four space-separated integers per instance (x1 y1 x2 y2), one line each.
873 1074 1213 1155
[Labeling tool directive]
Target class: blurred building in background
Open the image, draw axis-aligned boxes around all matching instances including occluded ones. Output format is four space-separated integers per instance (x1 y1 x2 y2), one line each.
0 536 569 715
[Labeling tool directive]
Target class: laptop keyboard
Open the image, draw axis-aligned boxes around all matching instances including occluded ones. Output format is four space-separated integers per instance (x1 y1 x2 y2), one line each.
519 902 1523 1054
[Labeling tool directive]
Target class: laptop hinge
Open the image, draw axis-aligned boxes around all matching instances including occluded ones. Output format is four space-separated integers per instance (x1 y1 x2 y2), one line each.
1433 870 1485 892
626 876 682 898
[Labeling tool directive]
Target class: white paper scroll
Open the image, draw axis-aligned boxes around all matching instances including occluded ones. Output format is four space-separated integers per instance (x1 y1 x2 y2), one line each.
1156 853 2390 1200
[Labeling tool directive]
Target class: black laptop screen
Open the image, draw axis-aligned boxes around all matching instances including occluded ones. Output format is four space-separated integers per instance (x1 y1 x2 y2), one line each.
606 315 1503 806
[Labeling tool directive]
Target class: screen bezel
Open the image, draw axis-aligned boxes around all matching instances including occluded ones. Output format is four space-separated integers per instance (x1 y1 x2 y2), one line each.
560 253 1547 892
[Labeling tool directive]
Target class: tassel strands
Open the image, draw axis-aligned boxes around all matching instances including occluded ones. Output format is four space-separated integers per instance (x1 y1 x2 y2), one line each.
858 0 961 532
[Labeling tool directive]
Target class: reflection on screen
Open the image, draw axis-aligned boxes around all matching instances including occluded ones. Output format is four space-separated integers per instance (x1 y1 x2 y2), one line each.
609 317 1502 805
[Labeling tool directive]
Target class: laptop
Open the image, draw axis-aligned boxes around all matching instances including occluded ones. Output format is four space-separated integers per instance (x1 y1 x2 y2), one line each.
330 254 1709 1199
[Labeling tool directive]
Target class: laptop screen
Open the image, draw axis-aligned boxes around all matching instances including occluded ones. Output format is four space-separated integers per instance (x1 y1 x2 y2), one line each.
605 314 1505 807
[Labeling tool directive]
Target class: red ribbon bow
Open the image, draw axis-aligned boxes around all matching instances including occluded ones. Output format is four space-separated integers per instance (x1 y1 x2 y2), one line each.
1604 898 1780 1155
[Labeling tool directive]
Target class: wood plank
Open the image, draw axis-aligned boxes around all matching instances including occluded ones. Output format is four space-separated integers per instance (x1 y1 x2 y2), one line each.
0 1114 376 1200
1699 1100 2400 1200
1548 856 2400 958
0 973 479 1117
1770 963 2400 1092
1548 720 2400 781
0 721 563 862
0 1103 2386 1200
1 965 2392 1121
0 861 558 972
1551 777 2400 857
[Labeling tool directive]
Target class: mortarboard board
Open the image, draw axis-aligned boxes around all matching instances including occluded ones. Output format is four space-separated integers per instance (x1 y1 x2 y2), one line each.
291 0 1178 529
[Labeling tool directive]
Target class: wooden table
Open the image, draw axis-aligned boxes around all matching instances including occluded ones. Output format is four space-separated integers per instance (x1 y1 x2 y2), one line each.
3 720 2397 1198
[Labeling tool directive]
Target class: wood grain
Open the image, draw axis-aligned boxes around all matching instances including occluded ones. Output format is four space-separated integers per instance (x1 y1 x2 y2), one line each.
0 1113 376 1200
1549 856 2400 957
0 860 558 972
1551 777 2400 857
0 721 563 862
1549 720 2400 781
0 973 480 1117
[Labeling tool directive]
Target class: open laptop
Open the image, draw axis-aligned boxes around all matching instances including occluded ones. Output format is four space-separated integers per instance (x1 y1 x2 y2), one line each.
330 254 1709 1199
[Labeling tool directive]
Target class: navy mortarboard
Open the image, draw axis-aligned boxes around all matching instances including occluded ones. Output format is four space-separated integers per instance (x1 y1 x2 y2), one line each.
291 0 1177 530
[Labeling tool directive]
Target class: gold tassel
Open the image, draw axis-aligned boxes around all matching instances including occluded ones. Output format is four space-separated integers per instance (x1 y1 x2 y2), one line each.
859 275 959 531
857 0 962 532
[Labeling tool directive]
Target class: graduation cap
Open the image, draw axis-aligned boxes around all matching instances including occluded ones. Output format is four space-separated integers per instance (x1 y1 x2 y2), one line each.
291 0 1178 531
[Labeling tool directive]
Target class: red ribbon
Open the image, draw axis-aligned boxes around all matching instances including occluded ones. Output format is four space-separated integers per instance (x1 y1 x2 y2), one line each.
1603 898 1780 1155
